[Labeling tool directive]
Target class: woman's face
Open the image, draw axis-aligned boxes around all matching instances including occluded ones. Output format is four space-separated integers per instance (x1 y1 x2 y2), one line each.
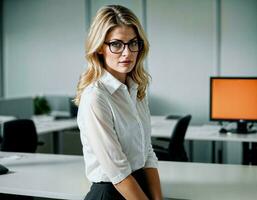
99 26 139 83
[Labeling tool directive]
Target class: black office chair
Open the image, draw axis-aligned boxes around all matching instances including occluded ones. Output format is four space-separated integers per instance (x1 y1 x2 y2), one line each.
1 119 42 153
153 115 192 162
0 119 40 200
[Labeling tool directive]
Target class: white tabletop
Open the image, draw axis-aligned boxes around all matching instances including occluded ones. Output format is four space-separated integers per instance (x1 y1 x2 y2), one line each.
29 115 257 153
2 115 257 143
32 115 78 134
159 161 257 200
151 116 257 143
1 152 257 200
0 152 90 200
3 115 257 154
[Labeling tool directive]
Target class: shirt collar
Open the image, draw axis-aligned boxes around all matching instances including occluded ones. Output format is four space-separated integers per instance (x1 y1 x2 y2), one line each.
99 70 138 95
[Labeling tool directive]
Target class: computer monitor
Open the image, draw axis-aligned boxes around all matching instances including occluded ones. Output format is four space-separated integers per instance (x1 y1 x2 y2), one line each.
210 77 257 133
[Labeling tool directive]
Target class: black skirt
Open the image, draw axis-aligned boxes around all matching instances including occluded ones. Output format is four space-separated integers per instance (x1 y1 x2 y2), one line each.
84 168 150 200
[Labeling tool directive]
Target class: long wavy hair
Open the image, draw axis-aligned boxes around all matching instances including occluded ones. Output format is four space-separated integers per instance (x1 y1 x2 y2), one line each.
74 5 150 106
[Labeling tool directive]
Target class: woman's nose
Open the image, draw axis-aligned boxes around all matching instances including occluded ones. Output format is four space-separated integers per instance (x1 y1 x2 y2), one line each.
121 45 131 56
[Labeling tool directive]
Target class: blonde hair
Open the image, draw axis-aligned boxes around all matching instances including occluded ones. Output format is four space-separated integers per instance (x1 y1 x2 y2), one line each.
74 5 150 106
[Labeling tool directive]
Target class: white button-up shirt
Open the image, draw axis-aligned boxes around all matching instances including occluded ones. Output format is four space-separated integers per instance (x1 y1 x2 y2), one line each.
77 70 158 184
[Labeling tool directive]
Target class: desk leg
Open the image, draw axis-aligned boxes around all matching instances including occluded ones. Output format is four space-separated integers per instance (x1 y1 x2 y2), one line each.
242 142 250 165
217 142 223 164
189 140 193 162
53 131 63 154
252 142 257 165
212 141 216 163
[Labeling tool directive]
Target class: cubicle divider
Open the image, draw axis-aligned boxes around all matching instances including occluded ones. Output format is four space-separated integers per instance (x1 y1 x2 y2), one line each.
0 95 77 119
0 97 34 119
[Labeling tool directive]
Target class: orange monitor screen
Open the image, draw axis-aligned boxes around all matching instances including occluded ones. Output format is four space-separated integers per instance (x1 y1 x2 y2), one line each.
210 78 257 121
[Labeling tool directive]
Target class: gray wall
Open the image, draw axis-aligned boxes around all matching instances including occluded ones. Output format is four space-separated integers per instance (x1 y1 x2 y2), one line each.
4 0 257 124
89 0 144 22
147 0 214 125
2 0 257 163
3 0 86 98
221 0 257 75
147 0 257 125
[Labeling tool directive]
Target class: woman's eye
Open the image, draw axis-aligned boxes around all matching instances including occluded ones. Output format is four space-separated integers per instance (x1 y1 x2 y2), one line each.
130 41 138 47
111 42 122 48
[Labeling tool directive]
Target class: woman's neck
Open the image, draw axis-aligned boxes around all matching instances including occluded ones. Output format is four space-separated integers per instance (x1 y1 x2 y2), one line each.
105 68 127 84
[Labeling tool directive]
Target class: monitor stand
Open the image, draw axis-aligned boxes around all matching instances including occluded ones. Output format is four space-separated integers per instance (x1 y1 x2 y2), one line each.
229 121 257 134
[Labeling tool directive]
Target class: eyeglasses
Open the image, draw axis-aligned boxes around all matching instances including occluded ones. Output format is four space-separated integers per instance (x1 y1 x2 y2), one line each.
104 39 144 54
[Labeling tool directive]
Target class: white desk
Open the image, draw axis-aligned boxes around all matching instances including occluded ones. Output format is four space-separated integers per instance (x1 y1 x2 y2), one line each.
151 116 257 164
159 160 257 200
0 152 89 200
32 115 257 160
151 116 257 142
3 115 257 144
1 152 257 200
0 115 78 154
32 116 78 154
33 116 78 135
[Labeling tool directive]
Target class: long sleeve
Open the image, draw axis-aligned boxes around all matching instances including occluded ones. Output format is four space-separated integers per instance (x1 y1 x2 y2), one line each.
78 89 132 184
145 143 158 168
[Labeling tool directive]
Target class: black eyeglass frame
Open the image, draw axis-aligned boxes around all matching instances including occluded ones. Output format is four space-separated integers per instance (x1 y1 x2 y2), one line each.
104 39 144 54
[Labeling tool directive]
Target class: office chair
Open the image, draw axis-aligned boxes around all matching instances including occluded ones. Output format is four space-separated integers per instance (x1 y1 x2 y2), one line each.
0 193 34 200
153 115 192 162
1 119 43 153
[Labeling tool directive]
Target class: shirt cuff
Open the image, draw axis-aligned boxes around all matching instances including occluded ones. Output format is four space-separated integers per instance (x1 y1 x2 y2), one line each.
110 167 132 184
144 159 158 169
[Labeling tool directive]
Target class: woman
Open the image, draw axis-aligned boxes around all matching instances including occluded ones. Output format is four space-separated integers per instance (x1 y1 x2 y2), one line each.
75 5 162 200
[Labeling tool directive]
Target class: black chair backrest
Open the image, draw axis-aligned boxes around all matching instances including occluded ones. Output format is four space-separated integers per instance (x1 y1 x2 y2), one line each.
1 119 38 153
168 114 192 161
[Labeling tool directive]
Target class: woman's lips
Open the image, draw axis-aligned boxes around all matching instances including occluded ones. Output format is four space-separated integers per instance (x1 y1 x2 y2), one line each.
119 60 132 64
119 60 132 67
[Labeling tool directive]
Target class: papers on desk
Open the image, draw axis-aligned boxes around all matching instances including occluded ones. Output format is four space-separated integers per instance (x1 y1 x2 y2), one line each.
152 120 177 129
0 154 26 164
50 110 72 120
151 116 177 130
31 115 55 123
31 112 71 122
